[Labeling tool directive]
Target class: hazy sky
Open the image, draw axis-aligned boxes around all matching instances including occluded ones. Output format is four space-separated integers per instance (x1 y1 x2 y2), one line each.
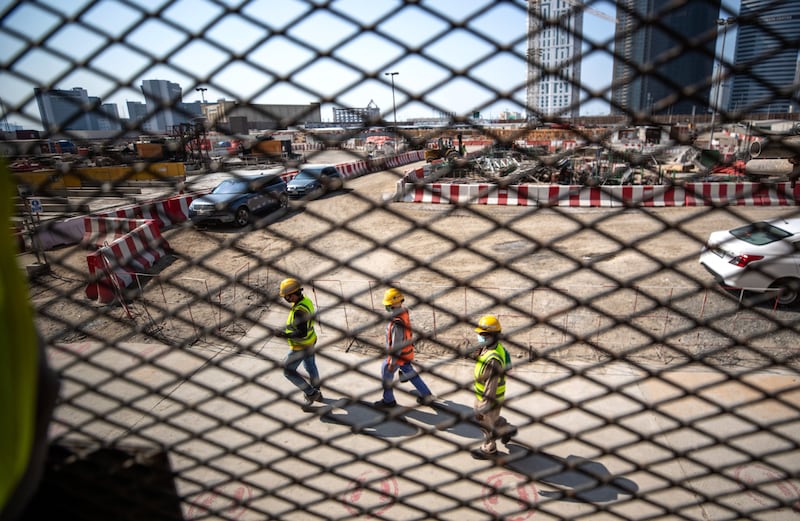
1 0 739 129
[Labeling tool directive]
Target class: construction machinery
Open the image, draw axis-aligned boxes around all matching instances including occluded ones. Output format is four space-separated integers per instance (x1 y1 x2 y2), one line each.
424 136 463 162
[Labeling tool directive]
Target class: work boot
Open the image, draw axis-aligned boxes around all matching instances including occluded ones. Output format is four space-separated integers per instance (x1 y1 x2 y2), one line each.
416 394 435 406
304 389 323 405
373 399 397 409
471 448 497 460
501 426 518 444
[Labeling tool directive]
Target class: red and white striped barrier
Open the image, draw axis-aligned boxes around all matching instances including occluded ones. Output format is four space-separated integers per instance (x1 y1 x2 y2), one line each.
83 193 197 247
85 219 170 304
616 185 683 207
94 205 140 219
83 217 151 248
395 179 799 207
684 182 799 206
91 193 197 228
542 186 612 207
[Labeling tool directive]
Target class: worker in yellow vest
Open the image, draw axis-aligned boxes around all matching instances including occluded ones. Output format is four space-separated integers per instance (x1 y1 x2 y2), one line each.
274 278 322 407
1 158 59 519
373 288 434 409
471 315 517 459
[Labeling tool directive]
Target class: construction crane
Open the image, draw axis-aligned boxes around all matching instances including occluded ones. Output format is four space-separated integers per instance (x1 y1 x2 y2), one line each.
563 0 617 24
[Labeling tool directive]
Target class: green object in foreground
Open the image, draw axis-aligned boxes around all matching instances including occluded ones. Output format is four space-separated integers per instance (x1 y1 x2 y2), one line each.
0 157 40 512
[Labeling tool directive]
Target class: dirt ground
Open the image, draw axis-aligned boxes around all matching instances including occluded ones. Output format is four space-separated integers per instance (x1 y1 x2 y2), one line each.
24 150 800 367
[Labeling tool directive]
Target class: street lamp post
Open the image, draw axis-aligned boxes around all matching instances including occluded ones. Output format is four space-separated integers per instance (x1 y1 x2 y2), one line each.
709 17 734 151
385 72 398 152
195 87 207 104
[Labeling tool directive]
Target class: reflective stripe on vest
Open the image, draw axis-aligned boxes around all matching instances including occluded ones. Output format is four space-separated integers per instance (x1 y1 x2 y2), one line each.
474 343 509 401
386 308 414 364
285 295 317 348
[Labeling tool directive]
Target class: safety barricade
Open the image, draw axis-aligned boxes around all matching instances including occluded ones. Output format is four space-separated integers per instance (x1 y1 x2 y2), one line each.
542 185 613 207
335 162 361 180
474 185 537 206
163 193 197 224
138 200 172 228
684 182 799 206
615 185 684 207
83 217 150 249
94 205 141 220
85 219 170 304
395 172 800 207
83 193 198 248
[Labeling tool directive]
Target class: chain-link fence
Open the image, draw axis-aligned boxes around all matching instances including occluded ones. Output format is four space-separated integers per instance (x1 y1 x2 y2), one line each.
3 0 800 520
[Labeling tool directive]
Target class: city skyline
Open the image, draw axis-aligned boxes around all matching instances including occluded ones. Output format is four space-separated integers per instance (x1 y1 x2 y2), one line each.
0 0 617 132
0 0 756 133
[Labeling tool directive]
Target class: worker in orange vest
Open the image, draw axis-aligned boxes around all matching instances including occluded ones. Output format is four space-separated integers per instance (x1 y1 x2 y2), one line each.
373 288 434 408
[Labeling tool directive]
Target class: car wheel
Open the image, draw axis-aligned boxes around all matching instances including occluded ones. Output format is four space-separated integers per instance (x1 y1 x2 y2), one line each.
770 278 800 306
234 206 250 227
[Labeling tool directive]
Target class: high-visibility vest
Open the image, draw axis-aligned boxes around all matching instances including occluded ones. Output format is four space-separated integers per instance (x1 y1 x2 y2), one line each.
386 308 414 365
474 342 510 401
285 295 317 349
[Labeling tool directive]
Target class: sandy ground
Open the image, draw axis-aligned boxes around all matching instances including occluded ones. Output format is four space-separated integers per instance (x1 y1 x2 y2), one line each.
24 150 800 366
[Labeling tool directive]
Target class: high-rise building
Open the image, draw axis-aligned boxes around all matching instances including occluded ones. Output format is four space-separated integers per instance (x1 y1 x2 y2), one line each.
525 0 583 119
99 103 122 131
611 0 721 116
34 87 97 131
126 101 148 127
727 1 800 115
140 79 187 133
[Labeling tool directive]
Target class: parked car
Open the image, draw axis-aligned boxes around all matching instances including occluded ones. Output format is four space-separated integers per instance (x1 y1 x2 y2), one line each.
699 217 800 305
286 165 343 199
188 173 288 227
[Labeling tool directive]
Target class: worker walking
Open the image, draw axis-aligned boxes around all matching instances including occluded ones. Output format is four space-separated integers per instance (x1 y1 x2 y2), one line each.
373 288 434 409
274 278 322 407
471 315 517 459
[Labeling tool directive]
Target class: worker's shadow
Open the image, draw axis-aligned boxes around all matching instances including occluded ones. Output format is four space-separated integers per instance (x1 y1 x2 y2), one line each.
402 399 482 439
312 397 481 439
503 444 639 503
314 398 419 438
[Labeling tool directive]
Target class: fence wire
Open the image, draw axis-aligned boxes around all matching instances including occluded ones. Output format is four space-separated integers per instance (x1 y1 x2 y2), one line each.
3 0 800 520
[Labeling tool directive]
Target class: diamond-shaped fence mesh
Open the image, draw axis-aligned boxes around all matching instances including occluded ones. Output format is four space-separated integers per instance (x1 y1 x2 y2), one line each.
2 0 800 520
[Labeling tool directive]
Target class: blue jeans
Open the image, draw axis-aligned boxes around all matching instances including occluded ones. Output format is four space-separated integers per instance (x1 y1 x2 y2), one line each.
284 348 320 396
381 359 432 403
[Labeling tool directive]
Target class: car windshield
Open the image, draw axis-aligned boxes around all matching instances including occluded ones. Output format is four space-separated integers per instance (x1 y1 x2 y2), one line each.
730 222 793 246
212 179 251 194
295 170 322 181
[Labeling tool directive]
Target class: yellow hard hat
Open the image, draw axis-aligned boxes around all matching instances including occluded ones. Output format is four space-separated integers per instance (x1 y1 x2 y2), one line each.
475 315 501 333
279 278 302 297
382 287 404 306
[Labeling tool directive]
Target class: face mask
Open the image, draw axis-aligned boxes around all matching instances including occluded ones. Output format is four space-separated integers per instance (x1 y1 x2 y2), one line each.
385 305 394 312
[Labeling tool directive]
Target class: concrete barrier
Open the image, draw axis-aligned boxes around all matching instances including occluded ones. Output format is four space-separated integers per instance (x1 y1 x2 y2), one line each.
83 217 152 249
396 174 798 207
617 185 684 207
684 182 799 206
85 219 170 304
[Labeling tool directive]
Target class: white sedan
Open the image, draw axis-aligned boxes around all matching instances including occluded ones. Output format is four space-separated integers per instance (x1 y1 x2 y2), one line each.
700 217 800 306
